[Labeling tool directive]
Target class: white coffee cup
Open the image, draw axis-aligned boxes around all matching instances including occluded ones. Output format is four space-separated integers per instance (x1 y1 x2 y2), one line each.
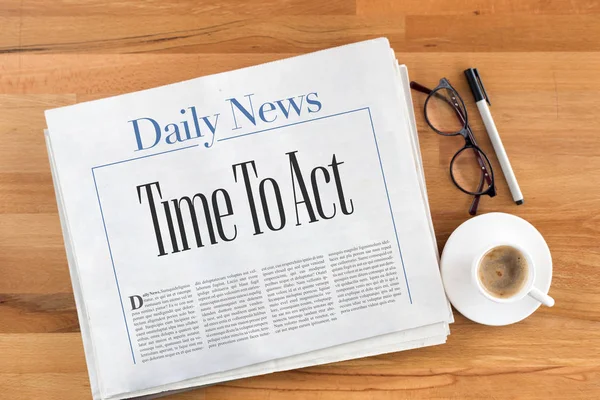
471 242 555 307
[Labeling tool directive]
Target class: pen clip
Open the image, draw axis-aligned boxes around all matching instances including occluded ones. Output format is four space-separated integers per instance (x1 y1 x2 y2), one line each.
473 68 491 106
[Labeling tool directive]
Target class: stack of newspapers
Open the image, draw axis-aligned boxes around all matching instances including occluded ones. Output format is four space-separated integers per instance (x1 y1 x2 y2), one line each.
45 38 453 400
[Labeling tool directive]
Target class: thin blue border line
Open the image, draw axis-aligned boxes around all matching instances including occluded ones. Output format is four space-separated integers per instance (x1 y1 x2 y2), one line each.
92 170 137 363
217 107 370 142
366 107 413 304
92 107 414 364
93 143 199 171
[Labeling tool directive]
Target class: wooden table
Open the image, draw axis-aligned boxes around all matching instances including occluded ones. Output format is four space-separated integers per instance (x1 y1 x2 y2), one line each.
1 1 600 399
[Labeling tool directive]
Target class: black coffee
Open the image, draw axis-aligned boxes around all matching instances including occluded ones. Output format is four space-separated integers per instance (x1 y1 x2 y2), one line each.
478 245 528 298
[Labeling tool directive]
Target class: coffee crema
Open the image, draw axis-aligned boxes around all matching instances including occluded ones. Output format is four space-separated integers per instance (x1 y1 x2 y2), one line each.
478 245 528 299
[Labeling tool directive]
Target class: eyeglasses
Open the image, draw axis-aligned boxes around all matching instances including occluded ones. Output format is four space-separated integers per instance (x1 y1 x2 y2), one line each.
410 78 496 215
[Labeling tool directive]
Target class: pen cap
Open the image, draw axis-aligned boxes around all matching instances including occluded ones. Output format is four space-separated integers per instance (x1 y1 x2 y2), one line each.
464 68 490 105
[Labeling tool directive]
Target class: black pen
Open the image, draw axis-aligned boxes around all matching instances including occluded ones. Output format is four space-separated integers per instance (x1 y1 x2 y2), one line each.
464 68 524 205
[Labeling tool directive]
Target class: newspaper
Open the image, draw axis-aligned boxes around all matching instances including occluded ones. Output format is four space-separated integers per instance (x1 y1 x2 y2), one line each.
44 38 452 400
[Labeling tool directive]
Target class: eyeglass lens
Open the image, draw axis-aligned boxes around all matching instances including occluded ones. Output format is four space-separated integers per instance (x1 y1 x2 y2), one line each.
424 87 467 135
451 146 493 195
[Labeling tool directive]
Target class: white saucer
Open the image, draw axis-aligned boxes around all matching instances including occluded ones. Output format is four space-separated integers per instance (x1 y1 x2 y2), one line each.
441 212 552 326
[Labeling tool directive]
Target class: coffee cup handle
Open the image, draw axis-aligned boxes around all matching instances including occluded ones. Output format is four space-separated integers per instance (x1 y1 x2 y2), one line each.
528 287 555 307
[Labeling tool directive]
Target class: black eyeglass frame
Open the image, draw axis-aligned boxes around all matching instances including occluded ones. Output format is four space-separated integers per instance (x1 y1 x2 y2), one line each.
415 78 497 199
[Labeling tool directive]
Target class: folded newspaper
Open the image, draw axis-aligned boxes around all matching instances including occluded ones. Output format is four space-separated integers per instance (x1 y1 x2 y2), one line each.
44 38 453 400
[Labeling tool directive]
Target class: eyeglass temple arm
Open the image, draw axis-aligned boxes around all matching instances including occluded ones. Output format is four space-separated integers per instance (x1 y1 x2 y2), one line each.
409 81 433 96
469 185 483 216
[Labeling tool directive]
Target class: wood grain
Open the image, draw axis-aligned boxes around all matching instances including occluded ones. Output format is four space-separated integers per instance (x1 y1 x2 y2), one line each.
1 0 600 399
